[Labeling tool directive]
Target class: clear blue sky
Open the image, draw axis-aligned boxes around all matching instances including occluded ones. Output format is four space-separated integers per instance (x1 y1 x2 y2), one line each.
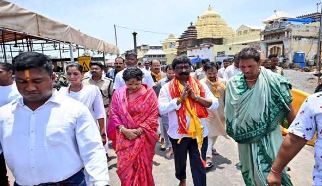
9 0 316 53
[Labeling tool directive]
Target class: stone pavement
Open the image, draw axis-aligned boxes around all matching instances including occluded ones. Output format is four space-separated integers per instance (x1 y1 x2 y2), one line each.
8 136 315 186
107 136 314 186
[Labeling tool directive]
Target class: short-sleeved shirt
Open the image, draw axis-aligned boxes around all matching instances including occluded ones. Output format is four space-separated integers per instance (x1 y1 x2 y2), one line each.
288 92 322 184
60 85 105 120
113 68 155 90
82 77 113 107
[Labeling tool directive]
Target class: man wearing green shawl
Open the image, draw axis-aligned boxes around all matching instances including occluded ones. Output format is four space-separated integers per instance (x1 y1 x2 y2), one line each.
225 47 295 186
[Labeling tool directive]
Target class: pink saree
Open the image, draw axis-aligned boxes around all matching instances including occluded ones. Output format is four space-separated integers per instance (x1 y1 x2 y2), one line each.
107 85 159 186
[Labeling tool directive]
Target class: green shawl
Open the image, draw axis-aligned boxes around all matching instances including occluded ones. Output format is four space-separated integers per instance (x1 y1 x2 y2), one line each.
225 67 292 144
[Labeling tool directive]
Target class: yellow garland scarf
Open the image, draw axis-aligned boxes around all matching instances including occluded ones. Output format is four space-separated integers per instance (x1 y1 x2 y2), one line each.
206 78 226 98
151 71 162 82
177 80 206 167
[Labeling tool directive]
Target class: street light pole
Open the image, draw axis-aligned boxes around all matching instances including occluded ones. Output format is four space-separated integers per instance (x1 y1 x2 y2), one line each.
132 32 137 54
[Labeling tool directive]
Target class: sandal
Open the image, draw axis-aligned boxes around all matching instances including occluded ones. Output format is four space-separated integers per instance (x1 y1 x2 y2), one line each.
206 157 213 169
165 147 173 159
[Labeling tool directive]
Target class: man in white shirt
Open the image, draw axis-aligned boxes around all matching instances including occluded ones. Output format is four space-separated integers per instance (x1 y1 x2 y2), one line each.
0 52 109 186
113 52 155 90
217 58 231 78
223 55 241 80
0 62 20 186
158 55 218 186
194 59 208 80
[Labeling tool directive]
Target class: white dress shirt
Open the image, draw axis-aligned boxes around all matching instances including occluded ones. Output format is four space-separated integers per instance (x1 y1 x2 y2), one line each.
0 92 109 185
0 83 20 107
60 85 106 121
223 65 241 80
113 68 155 90
158 80 219 139
217 67 225 78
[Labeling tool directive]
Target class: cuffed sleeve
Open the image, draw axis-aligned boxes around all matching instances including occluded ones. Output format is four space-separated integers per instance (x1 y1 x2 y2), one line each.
75 106 109 185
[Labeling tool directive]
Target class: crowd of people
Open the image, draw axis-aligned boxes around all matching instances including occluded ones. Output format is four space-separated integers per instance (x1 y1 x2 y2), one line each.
0 47 321 186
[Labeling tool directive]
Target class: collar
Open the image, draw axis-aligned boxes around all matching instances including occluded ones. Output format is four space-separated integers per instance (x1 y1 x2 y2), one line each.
17 91 62 107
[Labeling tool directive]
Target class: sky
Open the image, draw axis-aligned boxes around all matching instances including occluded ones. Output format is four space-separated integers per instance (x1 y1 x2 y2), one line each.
8 0 317 54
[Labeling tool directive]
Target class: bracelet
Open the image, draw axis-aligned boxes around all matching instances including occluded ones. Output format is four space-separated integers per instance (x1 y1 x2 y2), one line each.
195 96 200 102
177 97 182 103
270 167 281 176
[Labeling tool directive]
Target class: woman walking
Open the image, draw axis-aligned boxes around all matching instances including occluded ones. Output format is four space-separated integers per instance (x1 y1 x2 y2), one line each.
108 67 159 186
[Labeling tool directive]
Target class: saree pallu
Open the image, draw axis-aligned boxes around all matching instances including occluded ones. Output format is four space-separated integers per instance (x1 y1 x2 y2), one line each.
225 67 293 186
108 85 159 186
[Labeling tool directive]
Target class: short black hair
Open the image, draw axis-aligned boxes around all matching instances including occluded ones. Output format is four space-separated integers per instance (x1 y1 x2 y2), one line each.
0 62 14 72
66 62 83 73
238 47 260 63
233 53 240 63
90 61 105 69
122 67 143 82
165 64 173 71
203 62 218 71
172 55 192 69
223 58 230 63
201 59 210 65
115 56 125 63
13 52 53 75
125 52 137 59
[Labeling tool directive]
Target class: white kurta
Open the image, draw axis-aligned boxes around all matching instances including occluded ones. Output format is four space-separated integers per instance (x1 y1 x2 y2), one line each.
200 78 227 137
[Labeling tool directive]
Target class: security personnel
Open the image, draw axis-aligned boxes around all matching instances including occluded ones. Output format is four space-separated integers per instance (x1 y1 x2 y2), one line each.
83 61 113 112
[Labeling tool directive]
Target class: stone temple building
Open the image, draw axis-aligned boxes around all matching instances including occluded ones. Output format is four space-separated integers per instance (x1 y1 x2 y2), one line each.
163 5 261 63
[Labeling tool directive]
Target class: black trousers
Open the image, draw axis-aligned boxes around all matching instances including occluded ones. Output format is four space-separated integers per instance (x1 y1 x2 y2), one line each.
170 137 208 186
0 153 8 185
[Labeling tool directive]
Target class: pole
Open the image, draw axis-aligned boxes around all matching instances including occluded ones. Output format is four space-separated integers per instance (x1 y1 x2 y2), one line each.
1 29 7 63
58 42 62 61
69 43 74 62
317 3 322 84
132 32 137 54
114 24 118 47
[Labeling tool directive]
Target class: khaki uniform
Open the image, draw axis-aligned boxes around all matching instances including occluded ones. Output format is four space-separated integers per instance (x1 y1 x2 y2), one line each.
83 77 113 108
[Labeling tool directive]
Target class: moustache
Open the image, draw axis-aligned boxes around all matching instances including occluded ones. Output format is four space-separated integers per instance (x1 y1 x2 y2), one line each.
179 72 189 76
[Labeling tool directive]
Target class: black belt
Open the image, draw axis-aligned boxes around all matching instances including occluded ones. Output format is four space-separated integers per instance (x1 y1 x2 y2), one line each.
14 169 85 186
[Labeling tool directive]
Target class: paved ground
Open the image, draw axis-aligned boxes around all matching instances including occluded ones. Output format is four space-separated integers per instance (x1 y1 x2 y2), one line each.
8 69 317 186
284 69 318 94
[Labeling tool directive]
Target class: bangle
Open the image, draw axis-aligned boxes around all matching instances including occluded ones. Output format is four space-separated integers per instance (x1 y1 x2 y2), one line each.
177 97 182 103
195 96 200 102
270 167 281 176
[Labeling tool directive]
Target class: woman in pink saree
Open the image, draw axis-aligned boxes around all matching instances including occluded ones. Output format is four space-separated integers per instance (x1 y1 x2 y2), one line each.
107 67 159 186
